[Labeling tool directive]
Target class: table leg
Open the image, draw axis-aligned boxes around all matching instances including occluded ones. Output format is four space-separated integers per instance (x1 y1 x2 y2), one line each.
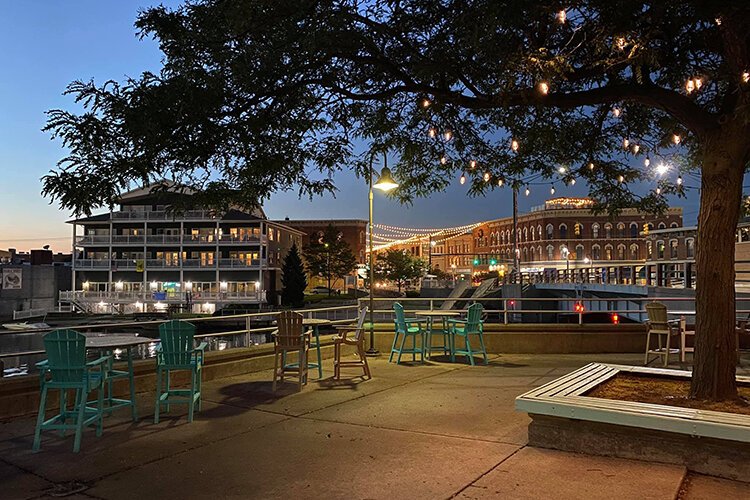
314 325 322 378
126 346 138 422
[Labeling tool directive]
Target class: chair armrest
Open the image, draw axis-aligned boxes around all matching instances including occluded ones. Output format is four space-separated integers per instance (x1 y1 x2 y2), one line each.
404 318 422 324
194 342 208 352
447 318 467 325
86 355 111 368
35 359 49 370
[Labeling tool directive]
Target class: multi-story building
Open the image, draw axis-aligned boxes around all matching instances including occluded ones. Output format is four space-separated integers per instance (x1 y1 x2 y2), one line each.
62 185 304 313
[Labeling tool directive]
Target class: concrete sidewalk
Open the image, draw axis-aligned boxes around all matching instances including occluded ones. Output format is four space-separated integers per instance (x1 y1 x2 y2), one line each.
1 353 749 499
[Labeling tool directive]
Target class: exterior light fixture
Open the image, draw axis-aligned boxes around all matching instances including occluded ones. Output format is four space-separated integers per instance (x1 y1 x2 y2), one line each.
374 167 399 191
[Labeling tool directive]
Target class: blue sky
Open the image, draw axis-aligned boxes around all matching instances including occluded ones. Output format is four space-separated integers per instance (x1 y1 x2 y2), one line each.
0 1 700 252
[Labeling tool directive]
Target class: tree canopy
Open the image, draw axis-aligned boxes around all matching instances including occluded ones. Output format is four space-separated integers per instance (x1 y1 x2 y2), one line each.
303 224 357 293
375 249 427 293
44 1 749 216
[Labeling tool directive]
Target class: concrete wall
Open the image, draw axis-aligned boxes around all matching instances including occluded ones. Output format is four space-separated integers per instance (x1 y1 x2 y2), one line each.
0 265 70 318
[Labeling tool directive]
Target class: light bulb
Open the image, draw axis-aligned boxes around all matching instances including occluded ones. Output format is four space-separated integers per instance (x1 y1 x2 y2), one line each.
556 9 566 23
444 130 453 141
656 187 661 195
686 79 695 94
672 133 681 145
612 107 621 118
538 81 549 95
644 156 651 167
440 156 447 165
470 160 477 169
588 162 595 170
616 37 626 50
460 174 466 185
558 166 566 174
525 186 530 196
632 144 640 154
421 98 431 108
511 139 519 152
550 185 556 195
498 179 504 187
428 127 437 138
623 138 630 149
656 163 669 175
569 178 576 186
743 72 750 83
483 172 490 182
677 176 683 186
618 175 624 183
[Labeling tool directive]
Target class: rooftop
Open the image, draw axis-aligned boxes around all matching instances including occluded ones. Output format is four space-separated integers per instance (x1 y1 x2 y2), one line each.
2 354 749 498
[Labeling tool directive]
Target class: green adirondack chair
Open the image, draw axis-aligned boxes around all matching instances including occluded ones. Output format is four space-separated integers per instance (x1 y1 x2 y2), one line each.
33 329 109 453
389 302 426 364
447 303 488 366
154 320 207 423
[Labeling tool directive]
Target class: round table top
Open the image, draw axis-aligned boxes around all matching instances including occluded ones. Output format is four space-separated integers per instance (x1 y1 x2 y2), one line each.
302 318 332 326
414 310 461 317
86 335 146 348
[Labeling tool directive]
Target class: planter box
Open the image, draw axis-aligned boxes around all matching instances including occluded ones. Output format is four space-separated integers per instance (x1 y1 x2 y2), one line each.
516 363 750 481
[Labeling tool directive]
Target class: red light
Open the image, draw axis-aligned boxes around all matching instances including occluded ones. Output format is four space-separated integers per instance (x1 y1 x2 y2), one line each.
509 300 516 307
574 302 585 313
611 313 620 325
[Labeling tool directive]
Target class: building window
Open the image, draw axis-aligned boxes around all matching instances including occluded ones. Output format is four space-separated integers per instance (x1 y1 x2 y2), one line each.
559 224 567 240
546 224 554 239
617 222 626 238
523 247 528 261
523 227 528 242
670 240 679 259
658 222 666 229
547 245 554 260
657 240 665 259
531 226 535 241
617 244 625 260
592 245 601 260
530 247 536 261
604 223 612 239
592 223 600 239
575 244 584 260
686 238 695 258
605 245 613 260
630 244 639 260
630 223 639 238
670 222 679 228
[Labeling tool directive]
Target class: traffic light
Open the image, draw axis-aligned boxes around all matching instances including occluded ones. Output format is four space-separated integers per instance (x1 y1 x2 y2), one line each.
643 223 649 236
473 258 480 266
574 223 581 236
489 258 497 265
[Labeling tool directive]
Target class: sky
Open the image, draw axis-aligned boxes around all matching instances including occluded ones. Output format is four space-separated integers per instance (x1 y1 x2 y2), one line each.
0 1 701 253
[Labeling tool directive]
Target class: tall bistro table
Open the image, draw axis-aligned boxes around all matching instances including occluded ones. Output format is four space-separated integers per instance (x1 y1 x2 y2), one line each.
282 318 330 379
414 311 461 360
85 335 144 422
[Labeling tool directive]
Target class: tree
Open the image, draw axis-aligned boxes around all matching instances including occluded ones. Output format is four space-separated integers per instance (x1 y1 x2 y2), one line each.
43 1 750 400
375 249 427 294
303 225 357 295
281 243 307 308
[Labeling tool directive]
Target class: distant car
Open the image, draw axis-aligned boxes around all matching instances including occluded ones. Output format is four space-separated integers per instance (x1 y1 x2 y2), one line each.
310 286 339 295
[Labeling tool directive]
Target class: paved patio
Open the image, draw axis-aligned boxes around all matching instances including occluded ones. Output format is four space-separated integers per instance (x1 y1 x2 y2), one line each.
2 353 749 499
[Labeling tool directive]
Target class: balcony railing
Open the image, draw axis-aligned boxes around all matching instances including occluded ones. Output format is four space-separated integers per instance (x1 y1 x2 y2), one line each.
73 258 267 270
76 234 265 245
60 290 265 303
111 209 219 220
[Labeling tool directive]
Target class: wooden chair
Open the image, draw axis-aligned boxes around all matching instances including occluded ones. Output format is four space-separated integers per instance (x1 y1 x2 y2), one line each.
154 320 206 424
447 303 488 365
333 307 371 380
644 302 680 367
33 330 109 453
389 302 426 364
679 317 695 363
272 311 309 391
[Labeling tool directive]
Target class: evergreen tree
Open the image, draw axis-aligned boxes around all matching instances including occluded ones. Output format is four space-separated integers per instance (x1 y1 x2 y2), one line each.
281 243 307 308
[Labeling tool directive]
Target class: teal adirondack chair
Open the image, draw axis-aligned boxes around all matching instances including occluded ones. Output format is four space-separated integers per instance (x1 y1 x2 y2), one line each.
389 302 426 364
154 320 207 423
33 330 109 453
447 303 488 366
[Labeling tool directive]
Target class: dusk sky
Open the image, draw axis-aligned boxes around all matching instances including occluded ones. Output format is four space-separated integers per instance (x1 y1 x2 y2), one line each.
0 1 702 253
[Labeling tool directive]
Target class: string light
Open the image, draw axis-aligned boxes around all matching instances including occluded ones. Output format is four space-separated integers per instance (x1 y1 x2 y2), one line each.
656 163 669 175
569 178 576 186
644 156 651 167
558 166 566 174
428 127 437 138
672 133 681 145
498 178 504 187
588 162 595 170
511 139 519 152
525 186 530 196
656 187 661 195
623 138 630 149
618 175 624 183
537 81 549 95
615 37 626 50
612 107 621 118
440 156 447 165
483 172 491 182
685 79 695 94
550 184 556 195
443 130 453 141
677 176 683 186
470 160 477 169
632 144 640 154
460 173 466 185
715 17 722 25
556 9 566 23
421 98 431 108
743 72 750 83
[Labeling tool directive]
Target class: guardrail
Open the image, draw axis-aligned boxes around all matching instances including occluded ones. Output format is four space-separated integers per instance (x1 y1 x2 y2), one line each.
12 309 47 321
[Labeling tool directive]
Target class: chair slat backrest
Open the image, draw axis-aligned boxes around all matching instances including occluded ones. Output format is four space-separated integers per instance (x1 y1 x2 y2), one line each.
646 302 669 330
393 302 407 333
275 311 305 349
465 303 484 334
43 329 87 384
158 320 197 366
352 306 368 342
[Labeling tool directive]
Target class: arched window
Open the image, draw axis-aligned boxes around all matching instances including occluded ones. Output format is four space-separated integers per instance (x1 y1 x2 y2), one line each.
530 247 536 261
605 244 613 260
630 244 639 260
500 231 505 245
604 223 612 239
657 240 665 259
547 245 554 260
617 244 626 260
537 225 543 240
546 224 554 239
592 223 600 239
523 227 528 242
559 223 568 240
658 222 666 229
670 222 679 228
592 245 601 260
670 240 679 259
617 222 626 238
630 223 639 238
686 238 695 258
575 244 584 261
531 226 536 241
538 246 543 260
523 247 528 261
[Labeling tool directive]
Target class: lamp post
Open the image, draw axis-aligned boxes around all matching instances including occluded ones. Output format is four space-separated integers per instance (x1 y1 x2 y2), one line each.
583 256 592 284
367 152 399 356
561 245 570 282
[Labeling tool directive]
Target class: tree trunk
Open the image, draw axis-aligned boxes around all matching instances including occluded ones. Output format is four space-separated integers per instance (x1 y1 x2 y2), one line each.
690 131 747 400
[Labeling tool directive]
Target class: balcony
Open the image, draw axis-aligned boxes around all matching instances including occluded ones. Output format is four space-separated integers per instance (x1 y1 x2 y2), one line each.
74 258 267 270
75 235 112 245
111 209 219 221
59 290 264 303
219 258 266 268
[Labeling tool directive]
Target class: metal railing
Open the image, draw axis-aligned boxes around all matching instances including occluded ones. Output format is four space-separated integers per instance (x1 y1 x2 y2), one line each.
73 258 267 270
12 309 47 321
76 233 266 245
59 290 265 302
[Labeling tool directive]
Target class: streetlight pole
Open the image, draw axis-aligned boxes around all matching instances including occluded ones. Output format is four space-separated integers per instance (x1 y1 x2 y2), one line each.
561 245 569 282
367 151 399 356
512 184 519 283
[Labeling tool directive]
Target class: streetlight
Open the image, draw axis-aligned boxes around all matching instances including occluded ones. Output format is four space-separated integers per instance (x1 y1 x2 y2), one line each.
583 256 592 283
367 152 399 356
561 245 570 282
